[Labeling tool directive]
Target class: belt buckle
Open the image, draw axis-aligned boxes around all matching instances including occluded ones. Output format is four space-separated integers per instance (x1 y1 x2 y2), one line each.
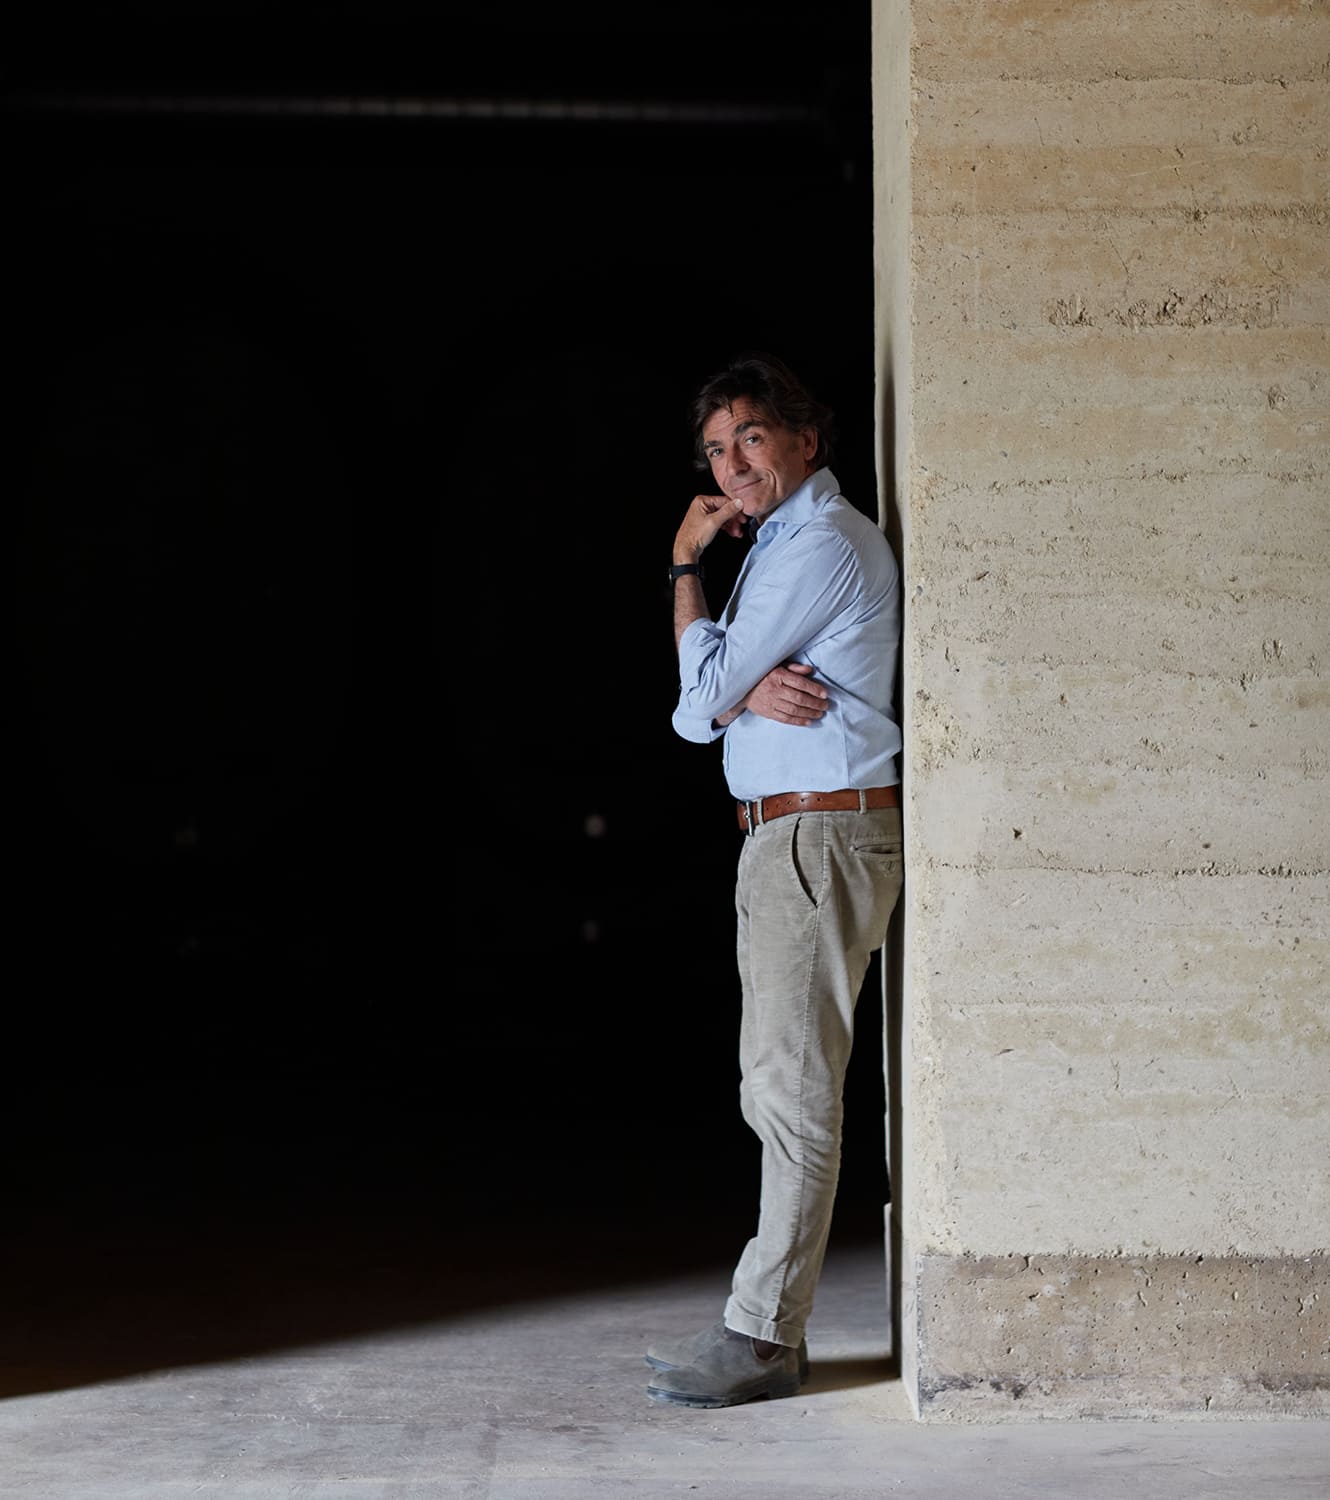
742 798 760 835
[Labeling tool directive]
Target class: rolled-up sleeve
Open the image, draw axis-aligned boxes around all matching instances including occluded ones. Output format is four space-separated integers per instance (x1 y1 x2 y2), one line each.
672 618 729 742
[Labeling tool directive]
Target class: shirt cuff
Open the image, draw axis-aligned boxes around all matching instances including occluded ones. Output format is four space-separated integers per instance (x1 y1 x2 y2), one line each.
671 705 726 744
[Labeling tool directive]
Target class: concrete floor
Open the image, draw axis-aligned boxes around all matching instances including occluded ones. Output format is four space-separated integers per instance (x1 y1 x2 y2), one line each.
3 1224 1327 1499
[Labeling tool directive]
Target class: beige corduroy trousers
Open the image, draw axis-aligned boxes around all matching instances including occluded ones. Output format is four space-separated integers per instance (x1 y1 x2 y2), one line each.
723 805 904 1348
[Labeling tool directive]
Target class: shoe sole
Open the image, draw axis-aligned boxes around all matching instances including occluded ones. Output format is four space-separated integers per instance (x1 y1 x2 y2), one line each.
645 1351 810 1381
646 1378 803 1408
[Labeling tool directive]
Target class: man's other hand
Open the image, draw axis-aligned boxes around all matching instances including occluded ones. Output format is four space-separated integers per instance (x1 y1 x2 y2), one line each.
744 662 829 725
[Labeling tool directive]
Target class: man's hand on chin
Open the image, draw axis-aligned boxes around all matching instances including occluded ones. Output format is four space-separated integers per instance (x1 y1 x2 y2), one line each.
674 493 745 561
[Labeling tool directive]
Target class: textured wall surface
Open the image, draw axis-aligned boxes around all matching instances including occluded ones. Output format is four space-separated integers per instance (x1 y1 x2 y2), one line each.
873 0 1329 1417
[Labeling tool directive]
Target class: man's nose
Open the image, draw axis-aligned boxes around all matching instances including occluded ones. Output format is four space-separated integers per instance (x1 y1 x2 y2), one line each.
728 444 750 472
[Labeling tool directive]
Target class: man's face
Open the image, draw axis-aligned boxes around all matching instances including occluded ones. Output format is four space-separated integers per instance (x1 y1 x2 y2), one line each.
701 398 818 525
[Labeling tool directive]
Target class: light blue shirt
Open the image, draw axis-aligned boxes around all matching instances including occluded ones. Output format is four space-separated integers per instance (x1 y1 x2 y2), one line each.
672 467 902 801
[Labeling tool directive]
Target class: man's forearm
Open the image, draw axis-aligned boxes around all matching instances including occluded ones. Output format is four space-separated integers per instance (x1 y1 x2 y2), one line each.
671 491 744 650
672 574 710 651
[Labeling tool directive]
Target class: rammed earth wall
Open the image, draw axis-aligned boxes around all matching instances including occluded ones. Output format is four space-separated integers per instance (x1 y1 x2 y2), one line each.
872 0 1329 1419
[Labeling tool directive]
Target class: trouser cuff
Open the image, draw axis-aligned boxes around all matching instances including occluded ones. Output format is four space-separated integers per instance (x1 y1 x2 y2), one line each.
723 1298 802 1348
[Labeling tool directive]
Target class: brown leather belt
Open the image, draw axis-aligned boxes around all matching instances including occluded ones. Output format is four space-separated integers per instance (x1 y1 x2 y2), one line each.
736 785 899 834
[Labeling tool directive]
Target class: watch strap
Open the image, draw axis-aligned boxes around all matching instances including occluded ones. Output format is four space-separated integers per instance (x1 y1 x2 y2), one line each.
669 563 705 583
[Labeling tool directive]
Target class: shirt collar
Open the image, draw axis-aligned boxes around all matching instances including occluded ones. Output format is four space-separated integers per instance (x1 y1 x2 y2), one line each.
750 466 840 541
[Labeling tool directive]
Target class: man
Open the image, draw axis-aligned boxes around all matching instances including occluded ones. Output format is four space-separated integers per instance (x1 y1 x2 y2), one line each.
648 352 904 1408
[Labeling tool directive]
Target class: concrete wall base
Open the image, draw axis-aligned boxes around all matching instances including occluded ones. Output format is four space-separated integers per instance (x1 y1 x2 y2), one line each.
906 1250 1329 1420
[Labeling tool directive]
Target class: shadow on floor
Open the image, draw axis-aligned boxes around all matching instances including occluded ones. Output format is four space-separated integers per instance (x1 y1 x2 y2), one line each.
5 977 894 1401
801 1357 895 1396
2 1180 889 1399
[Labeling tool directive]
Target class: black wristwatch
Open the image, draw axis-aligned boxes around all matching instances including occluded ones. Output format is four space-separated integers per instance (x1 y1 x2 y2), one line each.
669 563 705 583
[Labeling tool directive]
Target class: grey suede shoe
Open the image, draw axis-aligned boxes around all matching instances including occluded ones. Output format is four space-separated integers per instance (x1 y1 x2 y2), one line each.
645 1325 804 1408
645 1320 810 1381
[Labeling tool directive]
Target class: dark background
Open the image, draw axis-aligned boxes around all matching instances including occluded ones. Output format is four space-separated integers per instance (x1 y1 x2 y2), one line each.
7 5 890 1383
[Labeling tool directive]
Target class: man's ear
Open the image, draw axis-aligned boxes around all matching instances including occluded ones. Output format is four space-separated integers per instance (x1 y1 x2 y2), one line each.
801 427 819 462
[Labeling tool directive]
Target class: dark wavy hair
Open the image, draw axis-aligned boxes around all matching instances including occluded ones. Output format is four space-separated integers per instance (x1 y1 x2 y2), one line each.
689 351 836 471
